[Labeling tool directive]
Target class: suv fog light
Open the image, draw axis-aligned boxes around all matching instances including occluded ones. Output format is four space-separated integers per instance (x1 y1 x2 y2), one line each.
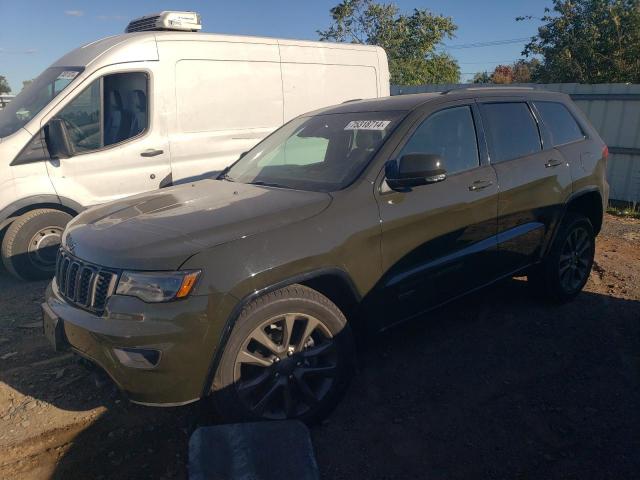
113 347 161 369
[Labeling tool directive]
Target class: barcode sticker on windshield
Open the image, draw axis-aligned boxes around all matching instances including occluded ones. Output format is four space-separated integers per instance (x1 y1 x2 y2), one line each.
344 120 391 131
57 71 79 80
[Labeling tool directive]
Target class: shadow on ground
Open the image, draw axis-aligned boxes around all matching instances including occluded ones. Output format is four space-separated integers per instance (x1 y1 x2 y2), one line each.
2 274 634 479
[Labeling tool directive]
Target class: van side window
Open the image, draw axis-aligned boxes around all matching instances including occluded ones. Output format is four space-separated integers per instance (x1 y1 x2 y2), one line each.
480 102 541 163
52 72 148 154
534 101 585 146
399 106 480 174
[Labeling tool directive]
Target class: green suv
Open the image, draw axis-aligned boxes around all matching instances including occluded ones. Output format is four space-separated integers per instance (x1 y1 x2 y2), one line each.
43 88 609 422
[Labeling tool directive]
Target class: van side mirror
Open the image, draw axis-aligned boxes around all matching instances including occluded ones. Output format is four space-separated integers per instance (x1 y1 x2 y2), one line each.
44 119 73 159
385 154 447 190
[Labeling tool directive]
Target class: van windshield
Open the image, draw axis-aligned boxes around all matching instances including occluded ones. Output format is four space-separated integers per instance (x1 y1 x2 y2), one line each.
223 111 404 192
0 66 83 138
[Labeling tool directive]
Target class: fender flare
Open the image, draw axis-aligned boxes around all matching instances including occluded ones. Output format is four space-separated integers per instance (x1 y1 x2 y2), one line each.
199 267 361 398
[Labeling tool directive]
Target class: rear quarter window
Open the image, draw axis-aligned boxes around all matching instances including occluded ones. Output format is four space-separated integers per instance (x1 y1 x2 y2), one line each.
480 102 542 163
534 101 585 146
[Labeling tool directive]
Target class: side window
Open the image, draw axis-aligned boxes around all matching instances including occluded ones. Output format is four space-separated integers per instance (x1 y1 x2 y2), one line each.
399 106 480 175
55 80 101 153
480 102 541 163
534 101 585 146
52 72 148 154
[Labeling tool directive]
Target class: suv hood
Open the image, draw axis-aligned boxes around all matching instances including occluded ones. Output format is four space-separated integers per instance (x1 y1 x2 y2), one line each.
63 180 332 270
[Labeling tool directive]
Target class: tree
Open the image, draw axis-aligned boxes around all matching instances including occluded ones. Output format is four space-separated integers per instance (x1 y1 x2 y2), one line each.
491 65 514 84
21 79 34 91
319 0 460 85
521 0 640 83
472 71 491 83
0 76 11 95
512 58 541 83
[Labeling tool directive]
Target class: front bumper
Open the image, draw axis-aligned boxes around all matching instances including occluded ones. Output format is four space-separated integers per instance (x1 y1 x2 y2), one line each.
43 280 216 405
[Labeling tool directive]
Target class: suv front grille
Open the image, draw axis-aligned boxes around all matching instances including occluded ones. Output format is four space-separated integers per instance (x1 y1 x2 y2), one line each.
55 250 119 314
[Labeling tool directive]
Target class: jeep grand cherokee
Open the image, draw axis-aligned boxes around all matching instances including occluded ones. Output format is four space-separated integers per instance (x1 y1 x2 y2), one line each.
43 88 608 422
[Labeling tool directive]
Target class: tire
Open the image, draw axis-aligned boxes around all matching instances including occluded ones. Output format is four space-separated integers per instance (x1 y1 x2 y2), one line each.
528 213 595 303
1 209 72 281
210 284 354 424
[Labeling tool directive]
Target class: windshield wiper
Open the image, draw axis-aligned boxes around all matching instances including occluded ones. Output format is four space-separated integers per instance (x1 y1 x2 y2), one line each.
248 181 292 189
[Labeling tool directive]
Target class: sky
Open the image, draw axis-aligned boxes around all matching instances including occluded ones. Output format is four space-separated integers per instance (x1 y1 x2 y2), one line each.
0 0 549 93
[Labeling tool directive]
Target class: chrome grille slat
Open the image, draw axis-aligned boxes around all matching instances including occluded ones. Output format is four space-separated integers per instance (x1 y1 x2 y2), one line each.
54 250 119 315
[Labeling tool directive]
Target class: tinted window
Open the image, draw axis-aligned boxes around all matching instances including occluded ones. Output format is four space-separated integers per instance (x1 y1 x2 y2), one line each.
481 102 541 163
400 106 479 174
534 101 584 146
51 72 148 154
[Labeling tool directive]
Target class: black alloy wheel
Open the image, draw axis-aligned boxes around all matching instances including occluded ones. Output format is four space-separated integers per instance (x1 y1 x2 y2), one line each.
233 313 338 420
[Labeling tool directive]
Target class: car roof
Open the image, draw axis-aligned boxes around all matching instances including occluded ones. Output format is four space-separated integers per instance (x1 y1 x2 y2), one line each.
307 87 569 116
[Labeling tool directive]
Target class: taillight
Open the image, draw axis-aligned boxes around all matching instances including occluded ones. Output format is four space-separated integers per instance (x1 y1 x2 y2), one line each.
602 145 609 159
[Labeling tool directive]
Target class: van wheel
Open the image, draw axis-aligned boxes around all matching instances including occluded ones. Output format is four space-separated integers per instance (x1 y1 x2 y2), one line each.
1 209 72 281
210 284 354 424
528 213 595 302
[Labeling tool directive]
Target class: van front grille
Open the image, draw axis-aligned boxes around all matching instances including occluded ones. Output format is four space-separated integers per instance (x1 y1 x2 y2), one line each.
55 250 119 315
126 16 161 33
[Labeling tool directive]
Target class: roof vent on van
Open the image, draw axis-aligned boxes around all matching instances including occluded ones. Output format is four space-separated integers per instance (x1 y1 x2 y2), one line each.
125 11 201 33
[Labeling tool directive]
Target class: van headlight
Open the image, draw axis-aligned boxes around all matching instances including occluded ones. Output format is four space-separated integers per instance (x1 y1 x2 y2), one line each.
116 270 201 302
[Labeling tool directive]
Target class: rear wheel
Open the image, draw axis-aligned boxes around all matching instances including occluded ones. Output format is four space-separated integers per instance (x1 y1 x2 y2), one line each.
1 209 72 281
210 284 353 424
528 213 595 302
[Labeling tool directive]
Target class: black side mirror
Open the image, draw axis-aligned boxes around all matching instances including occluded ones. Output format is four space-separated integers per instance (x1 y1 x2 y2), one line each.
385 153 447 190
44 118 73 159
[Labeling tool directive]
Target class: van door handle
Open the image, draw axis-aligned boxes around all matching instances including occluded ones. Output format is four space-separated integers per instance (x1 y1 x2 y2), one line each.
468 180 493 191
141 149 164 157
545 159 563 168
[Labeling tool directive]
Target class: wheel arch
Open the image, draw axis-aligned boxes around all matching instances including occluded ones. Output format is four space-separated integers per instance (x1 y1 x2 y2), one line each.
200 267 362 398
565 188 603 235
0 195 82 232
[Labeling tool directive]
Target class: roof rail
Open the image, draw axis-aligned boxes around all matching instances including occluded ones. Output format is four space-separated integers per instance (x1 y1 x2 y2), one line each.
342 98 363 103
441 86 536 94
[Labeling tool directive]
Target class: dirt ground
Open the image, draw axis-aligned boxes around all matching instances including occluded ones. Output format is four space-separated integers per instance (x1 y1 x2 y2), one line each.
0 213 638 479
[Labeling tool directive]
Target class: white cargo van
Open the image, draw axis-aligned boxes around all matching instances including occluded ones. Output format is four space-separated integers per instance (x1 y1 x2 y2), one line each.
0 11 389 280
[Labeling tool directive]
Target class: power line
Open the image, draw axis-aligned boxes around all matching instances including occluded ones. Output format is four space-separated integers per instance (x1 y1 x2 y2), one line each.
444 37 532 50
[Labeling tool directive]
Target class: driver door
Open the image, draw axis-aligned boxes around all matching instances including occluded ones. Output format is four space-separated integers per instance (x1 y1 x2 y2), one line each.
376 101 499 322
42 66 171 207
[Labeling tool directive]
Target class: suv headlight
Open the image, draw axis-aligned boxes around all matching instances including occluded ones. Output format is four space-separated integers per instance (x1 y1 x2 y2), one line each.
116 270 201 303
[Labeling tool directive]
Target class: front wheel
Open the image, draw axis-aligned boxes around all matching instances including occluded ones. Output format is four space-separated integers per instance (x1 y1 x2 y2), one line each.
1 209 72 281
528 213 595 302
210 284 354 424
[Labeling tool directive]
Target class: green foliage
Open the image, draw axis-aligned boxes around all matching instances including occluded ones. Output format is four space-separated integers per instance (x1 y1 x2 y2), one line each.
318 0 460 85
0 76 11 95
522 0 640 83
472 71 491 83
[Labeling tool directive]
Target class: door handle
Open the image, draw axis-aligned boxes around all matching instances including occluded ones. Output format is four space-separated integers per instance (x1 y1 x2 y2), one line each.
545 159 563 168
468 180 493 191
141 149 164 157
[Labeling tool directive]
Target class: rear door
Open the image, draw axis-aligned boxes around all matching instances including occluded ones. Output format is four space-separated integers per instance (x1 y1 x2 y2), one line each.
376 100 499 321
478 98 573 274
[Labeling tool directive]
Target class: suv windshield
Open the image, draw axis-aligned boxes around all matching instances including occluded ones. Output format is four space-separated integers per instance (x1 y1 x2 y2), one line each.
224 111 404 192
0 66 83 138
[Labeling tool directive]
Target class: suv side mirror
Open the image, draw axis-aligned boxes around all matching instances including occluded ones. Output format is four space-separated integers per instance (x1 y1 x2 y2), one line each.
385 153 446 190
44 119 73 159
